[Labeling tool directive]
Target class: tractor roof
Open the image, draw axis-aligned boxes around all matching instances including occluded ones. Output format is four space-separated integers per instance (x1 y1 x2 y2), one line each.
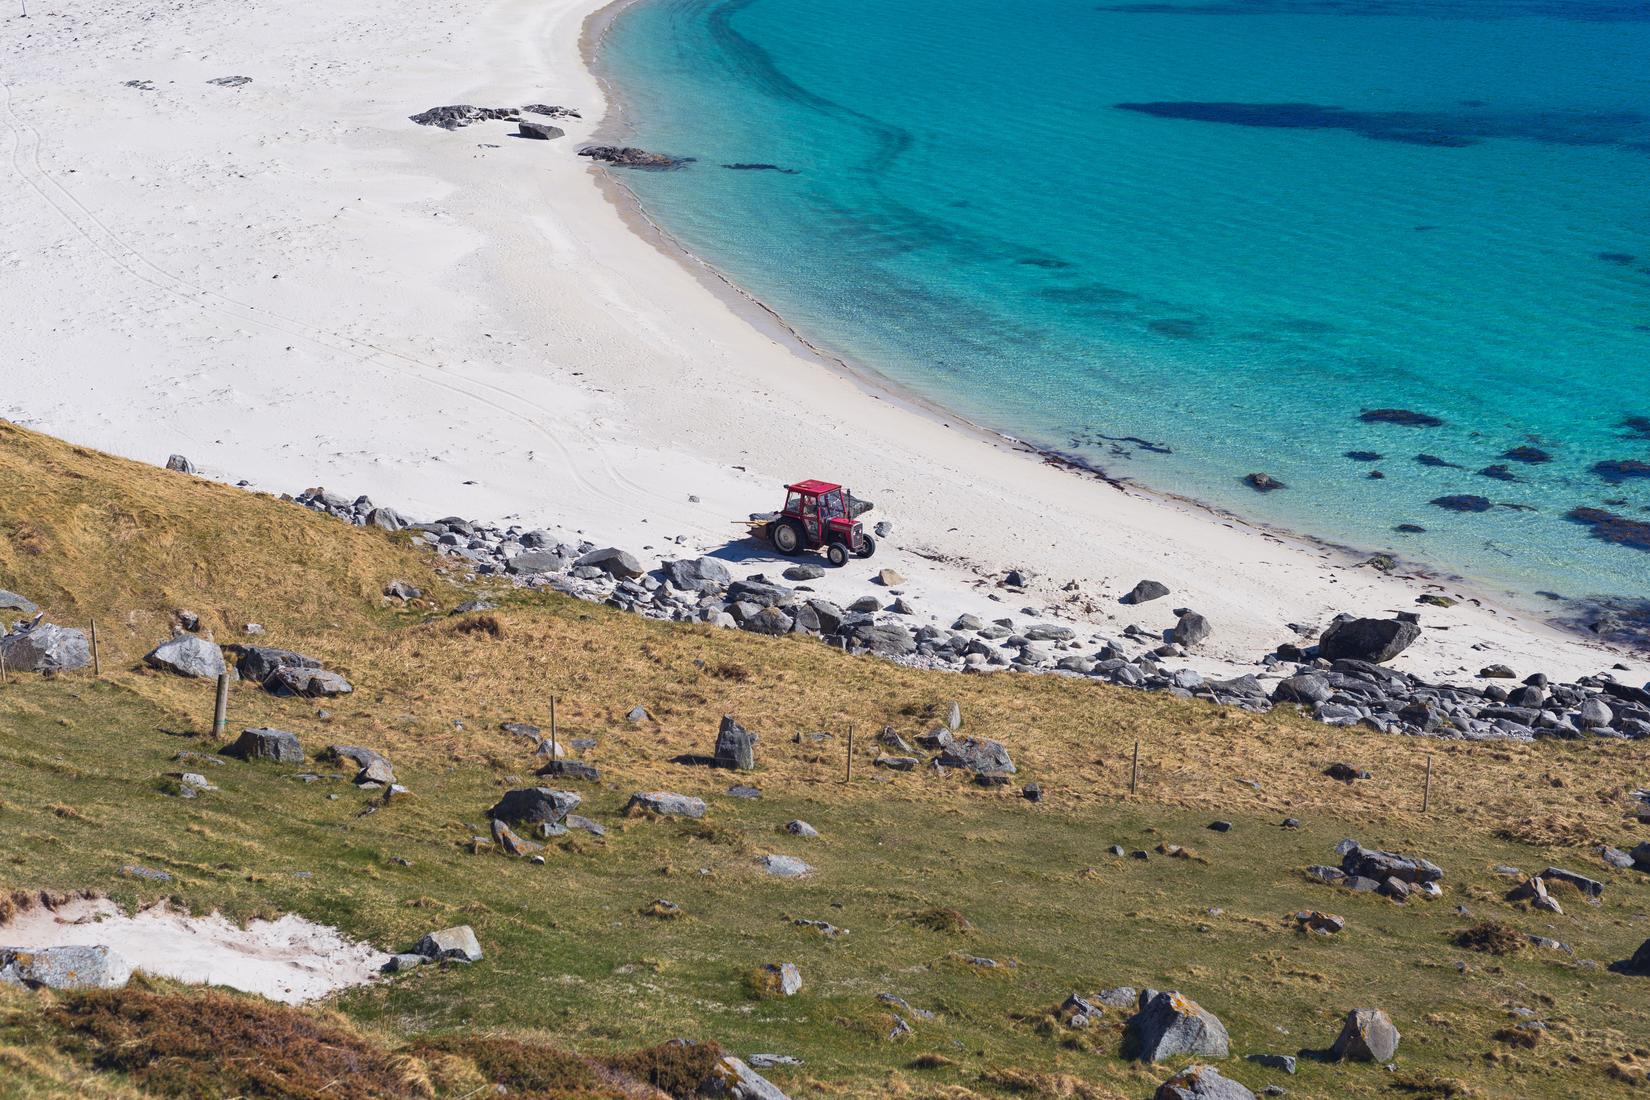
787 479 841 495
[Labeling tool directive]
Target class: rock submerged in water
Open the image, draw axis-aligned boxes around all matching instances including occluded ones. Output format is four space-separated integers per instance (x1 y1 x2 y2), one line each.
722 162 799 174
1591 459 1650 484
1568 507 1650 552
1243 472 1284 492
1360 408 1443 428
1430 494 1493 513
1502 445 1552 464
578 145 694 170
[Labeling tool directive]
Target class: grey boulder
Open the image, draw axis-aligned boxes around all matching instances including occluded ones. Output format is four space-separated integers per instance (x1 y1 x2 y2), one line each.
489 787 581 824
936 736 1015 775
714 715 758 770
1172 612 1212 647
144 635 226 679
0 623 91 673
0 590 37 614
1128 989 1230 1062
626 791 706 818
701 1055 793 1100
267 666 353 697
1154 1065 1256 1100
227 727 304 763
1125 579 1171 605
1318 617 1421 664
413 925 483 962
518 119 564 140
165 454 196 474
575 547 645 579
1330 1008 1400 1062
664 557 731 592
757 854 813 878
0 945 132 991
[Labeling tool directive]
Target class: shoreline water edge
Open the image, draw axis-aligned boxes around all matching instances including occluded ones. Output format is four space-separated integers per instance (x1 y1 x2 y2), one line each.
0 0 1641 702
576 0 1646 653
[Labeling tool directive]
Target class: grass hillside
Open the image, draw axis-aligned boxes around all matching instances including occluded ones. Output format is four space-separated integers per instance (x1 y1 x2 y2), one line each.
1 420 1647 1099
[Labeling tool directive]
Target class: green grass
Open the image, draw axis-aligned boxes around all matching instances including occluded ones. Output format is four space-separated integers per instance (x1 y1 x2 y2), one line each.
2 422 1649 1098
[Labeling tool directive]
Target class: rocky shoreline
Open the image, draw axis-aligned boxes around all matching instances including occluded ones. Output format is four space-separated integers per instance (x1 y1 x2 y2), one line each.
274 484 1650 747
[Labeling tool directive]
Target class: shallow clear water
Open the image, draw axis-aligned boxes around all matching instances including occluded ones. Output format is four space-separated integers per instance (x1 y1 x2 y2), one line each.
597 0 1650 611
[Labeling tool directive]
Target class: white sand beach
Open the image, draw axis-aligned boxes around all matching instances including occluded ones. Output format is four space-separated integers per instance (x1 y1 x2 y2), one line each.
0 0 1638 684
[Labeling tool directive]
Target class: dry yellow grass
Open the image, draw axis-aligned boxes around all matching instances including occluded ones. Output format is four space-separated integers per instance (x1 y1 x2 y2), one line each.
0 419 1641 849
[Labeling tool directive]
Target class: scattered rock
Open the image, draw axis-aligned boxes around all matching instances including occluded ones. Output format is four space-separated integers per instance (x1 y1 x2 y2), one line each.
0 590 38 614
1154 1064 1256 1100
1246 1053 1297 1074
0 945 132 991
1173 611 1212 647
757 855 812 878
489 787 581 825
1330 1008 1399 1062
226 727 304 764
0 623 91 673
784 820 818 838
1317 617 1420 664
143 635 225 679
413 925 483 963
877 568 905 586
714 715 758 770
517 119 564 140
626 791 707 818
1129 989 1231 1062
410 104 520 129
577 145 694 169
1124 579 1170 604
760 962 802 996
165 454 197 474
1244 473 1285 492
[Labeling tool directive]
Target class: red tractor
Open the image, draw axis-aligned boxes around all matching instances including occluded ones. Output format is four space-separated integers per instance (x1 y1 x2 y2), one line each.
757 479 877 566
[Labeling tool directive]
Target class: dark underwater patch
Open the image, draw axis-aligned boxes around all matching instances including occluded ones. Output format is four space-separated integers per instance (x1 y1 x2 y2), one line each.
1095 0 1650 22
1568 507 1650 552
1361 408 1444 427
1113 101 1648 153
1344 450 1383 461
1018 257 1074 269
722 162 800 174
1592 459 1650 484
1502 445 1552 464
1431 494 1493 512
1598 251 1636 265
1416 453 1461 469
1147 318 1202 338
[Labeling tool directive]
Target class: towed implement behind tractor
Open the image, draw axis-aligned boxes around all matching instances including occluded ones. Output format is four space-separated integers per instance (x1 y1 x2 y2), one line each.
745 479 876 566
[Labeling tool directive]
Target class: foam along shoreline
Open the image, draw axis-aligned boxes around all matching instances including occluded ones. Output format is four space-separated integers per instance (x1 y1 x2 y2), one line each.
0 0 1640 708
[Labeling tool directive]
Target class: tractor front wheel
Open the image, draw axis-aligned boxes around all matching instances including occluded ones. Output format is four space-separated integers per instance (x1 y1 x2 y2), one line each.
855 533 877 559
771 520 804 556
826 542 849 567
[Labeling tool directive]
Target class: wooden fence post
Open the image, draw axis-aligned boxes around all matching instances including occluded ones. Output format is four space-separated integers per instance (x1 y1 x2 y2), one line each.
90 619 101 677
845 725 854 784
1422 755 1434 814
549 695 559 759
212 672 230 738
1130 739 1140 795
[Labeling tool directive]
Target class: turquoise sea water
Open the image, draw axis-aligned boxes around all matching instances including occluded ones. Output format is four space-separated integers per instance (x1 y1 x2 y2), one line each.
596 0 1650 628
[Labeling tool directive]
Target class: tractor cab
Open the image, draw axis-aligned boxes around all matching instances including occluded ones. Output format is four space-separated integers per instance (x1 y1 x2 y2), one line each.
770 479 876 566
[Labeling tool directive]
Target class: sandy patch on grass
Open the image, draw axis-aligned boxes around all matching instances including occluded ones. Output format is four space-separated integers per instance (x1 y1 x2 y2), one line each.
1 898 389 1004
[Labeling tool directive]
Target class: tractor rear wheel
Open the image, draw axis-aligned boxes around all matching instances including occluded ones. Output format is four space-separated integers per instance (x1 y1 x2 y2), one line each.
771 520 804 556
826 542 849 567
855 533 877 559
